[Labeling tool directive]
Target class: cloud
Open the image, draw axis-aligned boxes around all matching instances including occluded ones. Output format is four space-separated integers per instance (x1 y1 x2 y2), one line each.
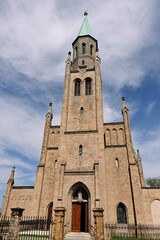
132 126 160 179
0 90 61 202
0 0 70 81
0 0 159 89
0 93 44 159
145 101 156 116
0 93 42 204
103 105 121 123
94 0 160 89
0 157 33 171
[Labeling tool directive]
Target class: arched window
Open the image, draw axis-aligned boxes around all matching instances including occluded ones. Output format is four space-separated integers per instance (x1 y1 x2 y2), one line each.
115 158 119 167
74 79 81 96
85 78 92 95
79 145 83 155
117 203 127 224
74 46 78 58
80 107 84 114
90 45 94 55
106 129 111 145
112 129 118 145
82 43 86 54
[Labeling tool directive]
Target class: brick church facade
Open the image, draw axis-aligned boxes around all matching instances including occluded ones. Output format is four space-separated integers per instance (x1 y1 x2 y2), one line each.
2 13 160 238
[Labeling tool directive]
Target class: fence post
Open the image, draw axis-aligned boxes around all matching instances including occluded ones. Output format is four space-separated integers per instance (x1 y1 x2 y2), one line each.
53 207 66 240
93 207 104 240
7 207 24 240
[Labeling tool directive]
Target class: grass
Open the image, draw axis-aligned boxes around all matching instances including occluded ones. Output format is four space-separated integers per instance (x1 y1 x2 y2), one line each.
19 234 49 238
112 237 160 240
0 232 50 239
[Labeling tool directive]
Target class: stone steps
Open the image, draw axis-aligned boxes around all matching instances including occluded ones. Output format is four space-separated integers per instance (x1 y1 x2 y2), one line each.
64 232 95 240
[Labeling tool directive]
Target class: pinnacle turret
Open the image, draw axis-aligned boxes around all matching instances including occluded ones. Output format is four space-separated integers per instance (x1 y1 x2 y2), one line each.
40 103 53 166
66 51 72 62
7 166 15 185
136 149 145 187
48 102 52 115
122 96 128 111
46 102 53 120
137 149 142 161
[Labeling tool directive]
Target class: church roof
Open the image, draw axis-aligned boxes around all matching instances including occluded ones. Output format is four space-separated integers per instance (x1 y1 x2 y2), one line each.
78 13 93 37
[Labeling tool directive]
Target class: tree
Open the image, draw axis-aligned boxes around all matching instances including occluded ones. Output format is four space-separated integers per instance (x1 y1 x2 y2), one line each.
146 177 160 188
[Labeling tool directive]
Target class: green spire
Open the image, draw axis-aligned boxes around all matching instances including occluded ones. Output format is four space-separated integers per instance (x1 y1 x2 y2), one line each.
78 12 93 37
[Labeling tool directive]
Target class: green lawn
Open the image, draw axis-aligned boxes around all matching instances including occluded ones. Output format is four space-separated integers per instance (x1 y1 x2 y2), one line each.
19 234 49 238
112 237 160 240
0 233 49 239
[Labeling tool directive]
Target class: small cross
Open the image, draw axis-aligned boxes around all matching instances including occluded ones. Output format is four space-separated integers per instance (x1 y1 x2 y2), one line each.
84 11 88 16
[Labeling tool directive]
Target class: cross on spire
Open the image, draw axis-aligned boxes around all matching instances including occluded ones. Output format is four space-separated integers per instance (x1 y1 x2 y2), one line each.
84 11 88 16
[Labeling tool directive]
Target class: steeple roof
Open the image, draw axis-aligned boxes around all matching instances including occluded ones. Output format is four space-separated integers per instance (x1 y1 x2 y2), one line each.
78 12 93 37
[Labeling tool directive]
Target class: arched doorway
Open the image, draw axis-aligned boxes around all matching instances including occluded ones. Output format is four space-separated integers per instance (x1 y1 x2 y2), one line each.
71 186 89 232
47 202 53 229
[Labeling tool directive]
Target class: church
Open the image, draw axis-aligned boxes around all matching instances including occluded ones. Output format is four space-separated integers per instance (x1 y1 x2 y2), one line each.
2 13 160 239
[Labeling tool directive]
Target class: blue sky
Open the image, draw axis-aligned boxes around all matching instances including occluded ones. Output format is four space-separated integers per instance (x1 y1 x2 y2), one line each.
0 0 160 211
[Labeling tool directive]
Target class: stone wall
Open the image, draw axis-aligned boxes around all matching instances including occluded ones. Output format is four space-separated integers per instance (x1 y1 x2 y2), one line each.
6 187 34 216
104 145 135 223
48 126 60 147
104 122 126 146
142 188 160 224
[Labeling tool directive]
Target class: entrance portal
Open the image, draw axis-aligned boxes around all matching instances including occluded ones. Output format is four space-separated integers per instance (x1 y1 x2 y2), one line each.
71 187 88 232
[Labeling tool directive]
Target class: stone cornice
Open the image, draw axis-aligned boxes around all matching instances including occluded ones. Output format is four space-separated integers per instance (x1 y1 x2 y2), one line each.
64 130 98 135
64 169 95 175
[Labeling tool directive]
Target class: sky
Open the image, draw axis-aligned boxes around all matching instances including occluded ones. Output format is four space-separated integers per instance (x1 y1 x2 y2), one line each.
0 0 160 211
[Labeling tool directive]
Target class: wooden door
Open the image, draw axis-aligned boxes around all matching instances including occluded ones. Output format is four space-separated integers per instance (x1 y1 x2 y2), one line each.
81 202 88 232
72 203 81 232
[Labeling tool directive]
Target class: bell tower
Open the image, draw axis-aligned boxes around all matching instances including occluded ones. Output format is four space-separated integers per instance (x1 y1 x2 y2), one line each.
60 12 103 133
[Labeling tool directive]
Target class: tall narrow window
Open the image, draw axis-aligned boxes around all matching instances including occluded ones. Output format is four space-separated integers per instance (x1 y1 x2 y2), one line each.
79 145 83 155
117 203 127 224
74 79 81 96
104 133 106 147
90 45 94 55
85 78 92 95
80 107 84 114
82 43 86 54
115 158 119 167
74 46 78 58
